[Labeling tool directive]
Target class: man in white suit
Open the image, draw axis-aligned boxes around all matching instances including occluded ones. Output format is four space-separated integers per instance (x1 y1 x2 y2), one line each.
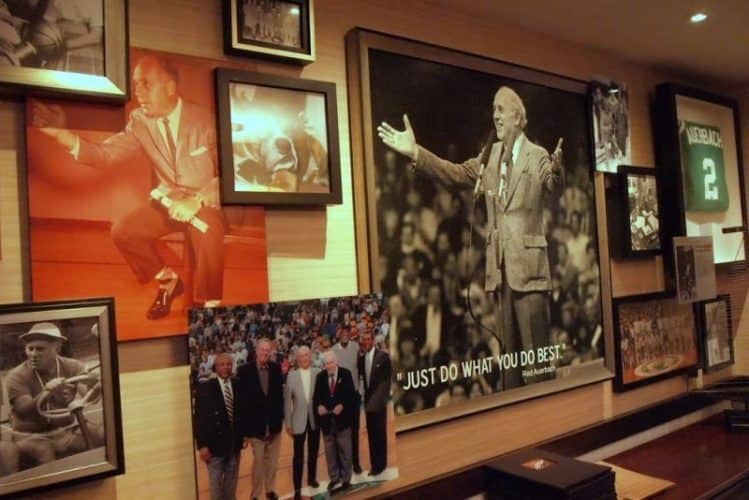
284 346 320 500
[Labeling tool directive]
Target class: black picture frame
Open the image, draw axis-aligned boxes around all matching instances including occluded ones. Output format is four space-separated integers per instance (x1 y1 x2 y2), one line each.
0 0 129 102
346 28 615 431
696 294 734 373
654 84 748 280
0 297 124 498
612 292 699 392
608 165 663 258
222 0 315 64
215 67 342 206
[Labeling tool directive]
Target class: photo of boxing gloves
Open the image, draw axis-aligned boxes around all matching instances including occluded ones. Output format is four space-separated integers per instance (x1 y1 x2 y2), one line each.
0 0 104 75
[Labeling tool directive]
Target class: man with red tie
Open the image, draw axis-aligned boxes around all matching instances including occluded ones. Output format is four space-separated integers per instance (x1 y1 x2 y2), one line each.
195 353 247 500
313 350 357 491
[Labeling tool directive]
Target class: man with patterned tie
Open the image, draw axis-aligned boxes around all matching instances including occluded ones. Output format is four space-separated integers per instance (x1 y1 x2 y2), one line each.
313 350 357 491
31 54 232 318
238 338 284 500
377 86 564 390
195 353 247 500
284 346 320 500
358 329 392 476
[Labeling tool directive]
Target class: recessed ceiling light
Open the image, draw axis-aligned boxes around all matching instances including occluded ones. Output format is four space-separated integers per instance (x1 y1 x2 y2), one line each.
690 12 707 23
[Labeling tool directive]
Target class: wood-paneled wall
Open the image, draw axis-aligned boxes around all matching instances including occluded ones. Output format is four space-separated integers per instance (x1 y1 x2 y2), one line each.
0 0 747 498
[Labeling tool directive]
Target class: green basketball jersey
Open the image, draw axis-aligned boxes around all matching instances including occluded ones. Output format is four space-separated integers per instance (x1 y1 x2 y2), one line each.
679 120 729 212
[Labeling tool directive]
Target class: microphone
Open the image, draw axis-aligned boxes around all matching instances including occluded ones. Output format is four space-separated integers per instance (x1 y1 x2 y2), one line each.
473 129 496 197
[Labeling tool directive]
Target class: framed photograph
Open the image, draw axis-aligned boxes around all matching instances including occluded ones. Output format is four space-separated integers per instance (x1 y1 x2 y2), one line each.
654 84 747 270
222 0 315 64
0 298 124 497
346 29 614 431
673 236 716 304
697 294 734 373
615 166 663 257
612 292 698 392
187 294 400 499
589 80 630 173
0 0 129 101
215 67 341 205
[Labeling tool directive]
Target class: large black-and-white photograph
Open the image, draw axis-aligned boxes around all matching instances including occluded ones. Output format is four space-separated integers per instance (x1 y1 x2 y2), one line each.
347 30 611 429
0 0 104 75
626 170 661 252
590 81 630 173
0 298 123 498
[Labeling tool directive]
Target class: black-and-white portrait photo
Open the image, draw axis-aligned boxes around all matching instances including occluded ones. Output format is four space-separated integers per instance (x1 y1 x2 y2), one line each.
627 173 660 251
0 0 104 75
0 299 122 497
704 296 732 369
590 81 630 173
369 49 605 415
239 0 302 50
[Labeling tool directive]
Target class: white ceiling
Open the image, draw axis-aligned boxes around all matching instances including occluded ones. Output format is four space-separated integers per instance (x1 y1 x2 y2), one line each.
428 0 749 85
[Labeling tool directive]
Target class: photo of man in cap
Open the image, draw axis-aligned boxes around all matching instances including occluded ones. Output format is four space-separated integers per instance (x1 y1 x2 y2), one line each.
4 321 103 466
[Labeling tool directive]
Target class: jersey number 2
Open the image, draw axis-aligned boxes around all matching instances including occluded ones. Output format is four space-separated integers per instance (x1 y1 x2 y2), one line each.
703 158 719 200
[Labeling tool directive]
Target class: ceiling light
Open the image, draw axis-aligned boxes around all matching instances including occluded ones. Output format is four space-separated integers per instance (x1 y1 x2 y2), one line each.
690 12 707 23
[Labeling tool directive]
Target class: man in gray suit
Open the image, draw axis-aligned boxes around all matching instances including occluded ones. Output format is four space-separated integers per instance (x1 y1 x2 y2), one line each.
378 86 564 389
284 346 320 500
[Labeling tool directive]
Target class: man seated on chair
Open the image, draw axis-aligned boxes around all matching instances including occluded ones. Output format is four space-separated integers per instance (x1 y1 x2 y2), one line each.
0 377 20 476
5 322 103 466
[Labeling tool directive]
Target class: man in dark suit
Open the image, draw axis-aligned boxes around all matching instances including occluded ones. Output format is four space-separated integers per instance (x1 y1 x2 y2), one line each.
238 338 283 500
378 86 564 389
32 54 258 316
195 353 247 500
313 350 357 491
357 329 392 476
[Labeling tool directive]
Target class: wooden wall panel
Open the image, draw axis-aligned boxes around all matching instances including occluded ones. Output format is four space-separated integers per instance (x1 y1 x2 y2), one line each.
0 1 745 499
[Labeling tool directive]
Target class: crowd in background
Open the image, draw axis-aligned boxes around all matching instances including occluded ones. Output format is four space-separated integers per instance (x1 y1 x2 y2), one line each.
375 143 604 415
188 295 389 386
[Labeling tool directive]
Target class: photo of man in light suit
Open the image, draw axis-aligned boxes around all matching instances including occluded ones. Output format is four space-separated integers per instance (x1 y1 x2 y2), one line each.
378 85 564 389
31 54 226 318
358 329 392 476
283 346 320 500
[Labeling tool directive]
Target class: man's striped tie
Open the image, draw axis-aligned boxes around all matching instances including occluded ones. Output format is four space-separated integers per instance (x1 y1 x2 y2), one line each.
223 380 234 422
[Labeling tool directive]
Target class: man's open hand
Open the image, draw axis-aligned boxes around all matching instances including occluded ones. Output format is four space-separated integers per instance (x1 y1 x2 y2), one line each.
377 114 418 161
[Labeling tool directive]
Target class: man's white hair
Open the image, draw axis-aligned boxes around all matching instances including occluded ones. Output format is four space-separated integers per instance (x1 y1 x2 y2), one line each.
296 346 311 358
496 86 527 130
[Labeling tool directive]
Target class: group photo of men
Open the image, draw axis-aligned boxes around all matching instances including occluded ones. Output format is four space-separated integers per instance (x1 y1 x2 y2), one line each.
187 294 398 500
0 319 105 488
369 50 605 415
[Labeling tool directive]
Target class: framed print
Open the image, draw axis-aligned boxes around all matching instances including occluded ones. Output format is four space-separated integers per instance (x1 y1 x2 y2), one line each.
612 292 698 392
0 0 129 101
654 84 747 270
611 166 663 258
215 67 342 205
0 297 124 497
673 236 716 303
346 29 614 431
187 294 400 498
589 80 630 173
222 0 315 64
697 294 734 373
26 48 270 342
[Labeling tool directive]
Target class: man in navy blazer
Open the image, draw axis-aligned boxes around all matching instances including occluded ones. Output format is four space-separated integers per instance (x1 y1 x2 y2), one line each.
33 54 228 317
357 329 392 476
238 339 284 500
313 350 357 491
195 353 247 500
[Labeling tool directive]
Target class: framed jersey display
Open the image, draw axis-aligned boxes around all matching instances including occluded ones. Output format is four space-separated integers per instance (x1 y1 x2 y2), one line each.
654 84 747 273
608 166 663 258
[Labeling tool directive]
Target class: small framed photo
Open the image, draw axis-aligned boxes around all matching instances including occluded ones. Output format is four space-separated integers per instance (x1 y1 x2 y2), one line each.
697 294 734 373
618 166 663 257
654 84 748 269
222 0 315 64
673 236 716 304
612 292 698 392
589 80 630 173
0 298 124 497
215 68 342 206
0 0 129 101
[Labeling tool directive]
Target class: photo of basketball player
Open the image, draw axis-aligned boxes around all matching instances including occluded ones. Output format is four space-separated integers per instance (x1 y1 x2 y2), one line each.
626 172 661 252
676 245 696 302
700 295 734 373
0 0 104 75
590 80 630 173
